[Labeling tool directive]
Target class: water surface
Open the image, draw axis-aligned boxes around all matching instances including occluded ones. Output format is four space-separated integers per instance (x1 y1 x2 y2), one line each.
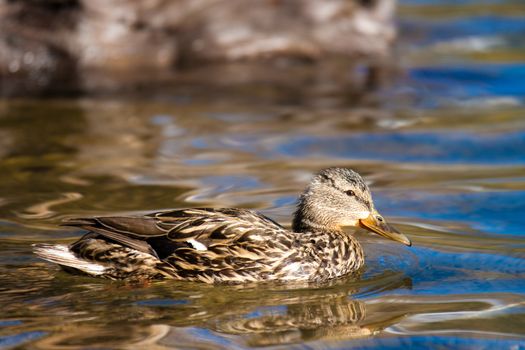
1 1 525 349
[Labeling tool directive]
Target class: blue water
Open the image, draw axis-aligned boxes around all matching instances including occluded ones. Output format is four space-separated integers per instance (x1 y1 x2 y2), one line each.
276 131 525 164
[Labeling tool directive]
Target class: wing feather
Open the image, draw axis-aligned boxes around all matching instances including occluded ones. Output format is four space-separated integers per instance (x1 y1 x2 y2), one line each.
154 208 286 245
62 208 287 256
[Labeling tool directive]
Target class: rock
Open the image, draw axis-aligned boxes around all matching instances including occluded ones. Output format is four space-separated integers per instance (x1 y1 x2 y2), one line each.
0 0 396 96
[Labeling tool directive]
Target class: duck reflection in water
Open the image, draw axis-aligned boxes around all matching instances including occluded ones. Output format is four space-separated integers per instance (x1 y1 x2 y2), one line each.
31 271 411 348
206 273 412 346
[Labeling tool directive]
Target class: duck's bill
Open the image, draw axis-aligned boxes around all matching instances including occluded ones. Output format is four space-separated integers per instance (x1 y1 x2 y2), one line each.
359 214 411 246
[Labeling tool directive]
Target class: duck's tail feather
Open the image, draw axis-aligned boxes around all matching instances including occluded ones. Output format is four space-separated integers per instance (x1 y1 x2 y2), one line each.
32 243 106 275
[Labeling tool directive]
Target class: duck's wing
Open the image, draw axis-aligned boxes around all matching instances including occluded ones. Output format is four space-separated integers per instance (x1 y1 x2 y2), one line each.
152 208 286 244
62 208 287 257
62 215 168 257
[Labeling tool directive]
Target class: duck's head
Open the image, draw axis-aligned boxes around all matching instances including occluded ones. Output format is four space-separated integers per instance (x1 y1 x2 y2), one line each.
292 167 411 246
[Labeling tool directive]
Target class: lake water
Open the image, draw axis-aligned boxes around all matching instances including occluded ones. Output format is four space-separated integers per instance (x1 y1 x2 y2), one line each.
1 1 525 349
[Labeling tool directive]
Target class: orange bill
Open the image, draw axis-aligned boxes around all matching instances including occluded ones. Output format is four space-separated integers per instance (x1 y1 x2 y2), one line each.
359 213 411 246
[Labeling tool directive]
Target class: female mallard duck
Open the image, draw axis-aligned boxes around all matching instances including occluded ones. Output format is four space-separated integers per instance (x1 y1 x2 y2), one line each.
33 168 411 283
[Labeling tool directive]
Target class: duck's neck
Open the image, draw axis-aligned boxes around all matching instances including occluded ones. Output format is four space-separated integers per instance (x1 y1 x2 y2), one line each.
292 214 328 233
292 203 338 234
292 206 365 276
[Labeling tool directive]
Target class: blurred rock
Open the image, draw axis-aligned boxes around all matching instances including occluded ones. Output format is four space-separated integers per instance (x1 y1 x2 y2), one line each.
0 0 396 96
0 0 79 95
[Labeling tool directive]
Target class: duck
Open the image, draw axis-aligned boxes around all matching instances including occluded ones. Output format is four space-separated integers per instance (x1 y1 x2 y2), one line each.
33 167 411 283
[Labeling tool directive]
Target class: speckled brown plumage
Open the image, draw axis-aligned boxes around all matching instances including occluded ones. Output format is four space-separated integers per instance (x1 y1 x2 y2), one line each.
33 168 411 283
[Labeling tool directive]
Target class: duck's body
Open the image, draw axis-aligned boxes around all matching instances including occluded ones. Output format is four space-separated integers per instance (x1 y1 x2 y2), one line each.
34 168 410 283
35 208 363 283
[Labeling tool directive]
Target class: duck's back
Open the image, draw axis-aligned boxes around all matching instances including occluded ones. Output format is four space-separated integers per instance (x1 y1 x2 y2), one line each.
34 208 325 283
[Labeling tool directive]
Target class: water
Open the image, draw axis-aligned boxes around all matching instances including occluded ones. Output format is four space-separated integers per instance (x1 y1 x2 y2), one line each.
1 1 525 349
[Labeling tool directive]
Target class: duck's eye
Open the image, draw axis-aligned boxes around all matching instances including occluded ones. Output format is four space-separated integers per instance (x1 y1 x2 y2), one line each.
345 190 356 196
377 216 384 222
